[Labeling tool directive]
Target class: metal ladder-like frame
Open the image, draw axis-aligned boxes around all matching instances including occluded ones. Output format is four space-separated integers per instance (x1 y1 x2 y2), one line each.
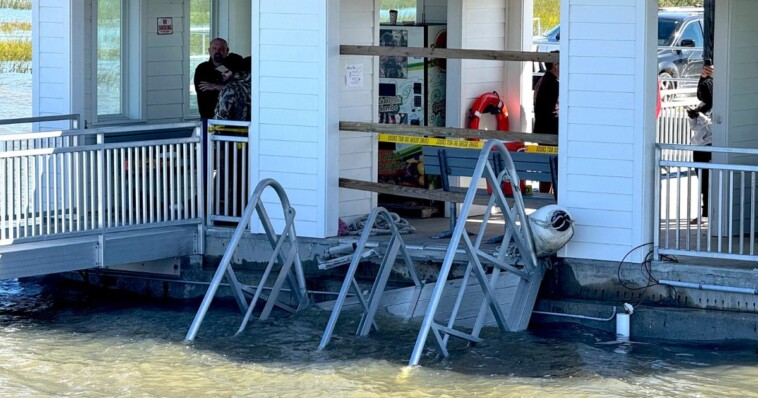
185 178 309 341
319 207 424 350
408 140 549 366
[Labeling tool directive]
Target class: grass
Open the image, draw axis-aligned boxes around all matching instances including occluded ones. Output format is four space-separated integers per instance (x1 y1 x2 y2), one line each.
0 21 31 33
0 40 31 62
0 0 31 9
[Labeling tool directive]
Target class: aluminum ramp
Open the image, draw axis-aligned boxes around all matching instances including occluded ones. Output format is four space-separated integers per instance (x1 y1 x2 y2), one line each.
318 207 424 349
185 178 309 341
406 139 550 366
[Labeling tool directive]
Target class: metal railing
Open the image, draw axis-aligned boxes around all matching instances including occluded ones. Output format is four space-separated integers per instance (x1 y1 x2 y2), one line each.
0 123 202 243
655 144 758 262
206 120 251 225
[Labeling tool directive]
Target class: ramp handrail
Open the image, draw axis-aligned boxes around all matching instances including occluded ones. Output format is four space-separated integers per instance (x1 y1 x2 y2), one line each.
185 178 309 341
1 123 203 244
408 139 548 366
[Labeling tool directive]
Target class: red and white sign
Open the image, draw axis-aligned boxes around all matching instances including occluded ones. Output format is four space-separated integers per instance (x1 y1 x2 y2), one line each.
157 18 173 35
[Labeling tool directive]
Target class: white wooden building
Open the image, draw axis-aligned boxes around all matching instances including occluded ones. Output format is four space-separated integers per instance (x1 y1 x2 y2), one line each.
31 0 758 268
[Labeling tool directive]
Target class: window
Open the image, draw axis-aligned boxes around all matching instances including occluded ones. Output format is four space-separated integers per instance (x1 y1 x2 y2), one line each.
96 0 123 117
679 21 703 48
94 0 141 123
188 0 212 116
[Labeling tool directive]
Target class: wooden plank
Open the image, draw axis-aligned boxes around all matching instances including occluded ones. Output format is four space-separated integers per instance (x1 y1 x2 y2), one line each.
339 177 491 206
339 121 559 146
340 45 559 63
339 178 555 208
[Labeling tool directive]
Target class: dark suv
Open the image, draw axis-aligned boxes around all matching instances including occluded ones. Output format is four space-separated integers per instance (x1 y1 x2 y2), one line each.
533 8 704 93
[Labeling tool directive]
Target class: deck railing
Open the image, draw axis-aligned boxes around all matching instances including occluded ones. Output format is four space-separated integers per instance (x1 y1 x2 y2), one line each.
0 123 202 243
206 120 252 225
656 144 758 262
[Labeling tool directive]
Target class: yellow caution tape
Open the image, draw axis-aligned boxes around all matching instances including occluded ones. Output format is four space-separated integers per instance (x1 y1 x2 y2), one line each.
378 134 559 153
208 125 249 134
525 144 558 154
378 134 484 149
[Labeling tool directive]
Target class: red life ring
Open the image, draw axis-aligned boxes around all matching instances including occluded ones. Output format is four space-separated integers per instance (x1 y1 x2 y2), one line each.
468 91 509 131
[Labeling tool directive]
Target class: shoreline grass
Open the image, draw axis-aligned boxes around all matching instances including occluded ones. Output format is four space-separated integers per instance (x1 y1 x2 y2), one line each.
0 0 31 9
0 21 31 33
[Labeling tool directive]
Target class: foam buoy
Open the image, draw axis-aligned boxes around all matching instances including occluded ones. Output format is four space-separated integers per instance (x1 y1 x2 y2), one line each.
528 204 574 257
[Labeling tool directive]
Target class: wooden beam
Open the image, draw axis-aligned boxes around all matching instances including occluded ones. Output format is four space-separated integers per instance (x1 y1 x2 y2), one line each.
339 121 558 146
340 45 559 63
339 178 491 206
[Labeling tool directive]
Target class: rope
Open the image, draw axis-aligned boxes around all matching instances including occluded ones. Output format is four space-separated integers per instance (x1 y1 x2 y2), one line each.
348 212 416 236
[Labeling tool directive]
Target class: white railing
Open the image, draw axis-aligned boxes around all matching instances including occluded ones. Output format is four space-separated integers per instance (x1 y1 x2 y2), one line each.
206 120 251 225
0 123 202 243
656 144 758 262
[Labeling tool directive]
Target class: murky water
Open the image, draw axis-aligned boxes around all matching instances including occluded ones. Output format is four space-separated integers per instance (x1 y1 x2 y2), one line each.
1 278 757 397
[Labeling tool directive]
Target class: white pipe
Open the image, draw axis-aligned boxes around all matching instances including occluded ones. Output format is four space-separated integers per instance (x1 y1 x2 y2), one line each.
532 306 616 322
659 279 758 295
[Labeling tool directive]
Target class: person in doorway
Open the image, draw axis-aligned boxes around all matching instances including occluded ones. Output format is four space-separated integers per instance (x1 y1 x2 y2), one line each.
214 53 251 121
194 38 229 205
533 50 559 194
195 38 230 118
687 61 714 224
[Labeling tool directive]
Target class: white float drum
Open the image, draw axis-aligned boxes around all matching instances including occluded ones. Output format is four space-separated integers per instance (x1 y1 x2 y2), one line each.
528 204 574 257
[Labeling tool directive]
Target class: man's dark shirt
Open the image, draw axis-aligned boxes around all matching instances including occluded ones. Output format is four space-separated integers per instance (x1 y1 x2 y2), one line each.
194 59 224 119
533 71 559 135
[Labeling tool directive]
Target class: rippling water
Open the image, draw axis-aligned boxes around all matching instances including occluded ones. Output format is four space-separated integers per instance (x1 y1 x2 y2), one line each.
1 278 757 397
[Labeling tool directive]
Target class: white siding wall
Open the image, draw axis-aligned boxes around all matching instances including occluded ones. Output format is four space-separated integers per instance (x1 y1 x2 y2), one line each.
719 1 758 153
145 0 186 123
32 0 84 129
338 0 377 223
251 0 339 238
560 0 657 263
459 0 506 130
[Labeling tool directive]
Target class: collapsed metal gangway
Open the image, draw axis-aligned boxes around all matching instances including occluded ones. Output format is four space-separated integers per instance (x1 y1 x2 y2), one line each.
185 178 309 341
318 207 424 349
318 140 550 366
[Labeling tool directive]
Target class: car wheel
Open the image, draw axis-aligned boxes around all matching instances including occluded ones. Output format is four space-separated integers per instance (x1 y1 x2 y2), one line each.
659 72 676 102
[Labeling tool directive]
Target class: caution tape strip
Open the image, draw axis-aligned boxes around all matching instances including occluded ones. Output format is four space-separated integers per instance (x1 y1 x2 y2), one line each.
378 133 558 153
208 125 248 134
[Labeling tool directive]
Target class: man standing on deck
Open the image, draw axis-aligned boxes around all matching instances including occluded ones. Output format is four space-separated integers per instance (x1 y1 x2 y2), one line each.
195 38 229 118
194 38 229 203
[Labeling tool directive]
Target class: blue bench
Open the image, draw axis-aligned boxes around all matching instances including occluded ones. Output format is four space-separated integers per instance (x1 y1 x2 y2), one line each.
421 145 557 239
421 146 557 200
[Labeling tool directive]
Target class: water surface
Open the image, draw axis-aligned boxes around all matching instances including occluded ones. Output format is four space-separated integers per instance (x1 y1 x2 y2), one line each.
1 278 757 397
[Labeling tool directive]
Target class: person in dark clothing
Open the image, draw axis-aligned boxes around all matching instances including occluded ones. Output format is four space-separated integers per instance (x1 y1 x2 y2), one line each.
194 38 229 204
533 51 559 194
214 53 251 121
533 51 559 136
194 38 229 119
688 62 714 224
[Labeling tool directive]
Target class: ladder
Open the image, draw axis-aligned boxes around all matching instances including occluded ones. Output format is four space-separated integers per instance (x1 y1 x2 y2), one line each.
408 140 549 366
185 178 309 341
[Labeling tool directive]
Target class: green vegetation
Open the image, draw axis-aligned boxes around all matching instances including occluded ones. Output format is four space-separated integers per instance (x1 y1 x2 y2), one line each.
534 0 705 35
0 0 31 9
0 21 31 33
0 40 31 73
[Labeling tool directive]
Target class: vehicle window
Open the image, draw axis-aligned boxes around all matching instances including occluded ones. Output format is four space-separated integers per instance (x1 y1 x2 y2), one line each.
679 21 703 47
658 19 681 46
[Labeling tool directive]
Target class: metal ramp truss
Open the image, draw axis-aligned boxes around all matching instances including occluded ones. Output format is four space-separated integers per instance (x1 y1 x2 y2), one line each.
318 207 425 350
319 140 548 366
185 178 309 341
